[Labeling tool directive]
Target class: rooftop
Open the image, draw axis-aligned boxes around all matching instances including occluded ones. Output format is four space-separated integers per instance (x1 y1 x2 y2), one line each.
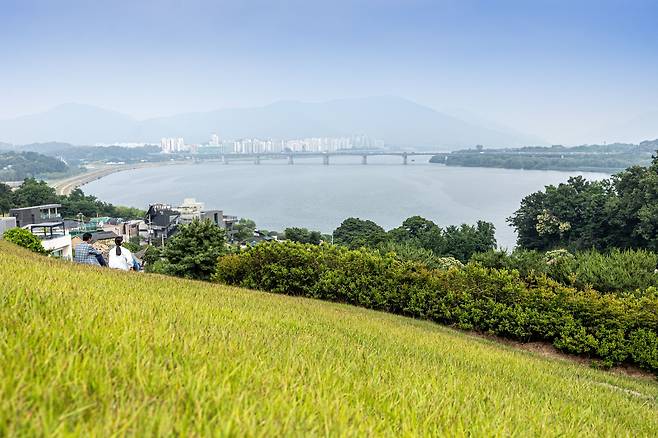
10 204 62 211
25 221 65 228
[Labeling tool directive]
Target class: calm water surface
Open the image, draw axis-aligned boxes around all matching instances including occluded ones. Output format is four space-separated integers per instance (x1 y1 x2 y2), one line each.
83 157 608 248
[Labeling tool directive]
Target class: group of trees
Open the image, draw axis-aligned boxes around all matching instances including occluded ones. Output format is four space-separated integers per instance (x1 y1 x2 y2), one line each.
0 178 143 219
431 140 658 172
509 156 658 251
332 216 497 263
438 153 649 172
0 151 69 182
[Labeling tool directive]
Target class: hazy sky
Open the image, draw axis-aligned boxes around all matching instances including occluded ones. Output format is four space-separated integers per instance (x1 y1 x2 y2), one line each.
2 0 658 144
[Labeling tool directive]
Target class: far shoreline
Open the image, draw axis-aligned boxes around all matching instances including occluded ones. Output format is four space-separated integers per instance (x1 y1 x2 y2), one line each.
49 160 188 196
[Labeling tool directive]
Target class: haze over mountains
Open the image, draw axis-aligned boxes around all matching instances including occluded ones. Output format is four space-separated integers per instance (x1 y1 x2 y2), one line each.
593 110 658 145
0 97 544 149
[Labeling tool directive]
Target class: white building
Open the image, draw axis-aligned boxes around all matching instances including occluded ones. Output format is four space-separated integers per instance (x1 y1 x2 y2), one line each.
24 222 73 259
160 137 187 153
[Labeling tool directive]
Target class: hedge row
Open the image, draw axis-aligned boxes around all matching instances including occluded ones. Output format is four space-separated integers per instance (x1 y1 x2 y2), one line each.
214 241 658 373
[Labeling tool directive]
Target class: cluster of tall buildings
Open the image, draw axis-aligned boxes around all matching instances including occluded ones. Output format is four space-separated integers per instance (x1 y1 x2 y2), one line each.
160 133 384 155
231 135 382 154
160 137 187 153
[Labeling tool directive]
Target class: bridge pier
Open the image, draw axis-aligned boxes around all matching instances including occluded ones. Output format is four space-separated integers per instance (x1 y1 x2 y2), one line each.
361 155 367 165
288 154 294 165
402 152 408 165
323 154 330 165
255 154 261 165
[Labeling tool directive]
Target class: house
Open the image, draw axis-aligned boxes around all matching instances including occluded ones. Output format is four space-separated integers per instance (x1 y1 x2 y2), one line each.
174 198 237 237
9 204 62 227
100 219 147 243
23 222 72 259
243 230 276 246
145 203 181 245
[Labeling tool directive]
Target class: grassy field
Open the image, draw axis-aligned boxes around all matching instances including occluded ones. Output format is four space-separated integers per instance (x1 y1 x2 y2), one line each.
1 241 657 436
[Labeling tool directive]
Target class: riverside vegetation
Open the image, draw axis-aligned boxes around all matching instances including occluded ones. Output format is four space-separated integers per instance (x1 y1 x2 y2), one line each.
0 178 143 219
2 241 658 435
430 139 658 172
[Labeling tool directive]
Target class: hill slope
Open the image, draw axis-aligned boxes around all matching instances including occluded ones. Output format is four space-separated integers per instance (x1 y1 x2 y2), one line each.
1 242 657 435
0 98 542 148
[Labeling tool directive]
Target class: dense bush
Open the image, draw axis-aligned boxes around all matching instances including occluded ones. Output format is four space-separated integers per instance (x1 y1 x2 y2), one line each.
214 241 658 373
471 248 658 294
2 228 48 255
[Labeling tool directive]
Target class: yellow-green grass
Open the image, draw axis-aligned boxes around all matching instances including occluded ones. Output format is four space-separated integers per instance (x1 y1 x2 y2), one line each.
1 241 657 436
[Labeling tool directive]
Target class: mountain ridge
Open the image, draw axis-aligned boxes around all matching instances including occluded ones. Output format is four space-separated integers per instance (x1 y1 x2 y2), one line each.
0 97 545 149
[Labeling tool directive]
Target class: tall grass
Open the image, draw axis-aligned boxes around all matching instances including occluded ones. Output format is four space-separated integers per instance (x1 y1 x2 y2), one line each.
1 241 657 435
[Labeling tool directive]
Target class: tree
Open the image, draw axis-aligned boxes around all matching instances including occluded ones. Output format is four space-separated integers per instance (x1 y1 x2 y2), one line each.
159 219 226 280
0 182 11 214
508 176 610 251
3 228 48 254
233 218 256 242
442 221 496 262
284 227 323 244
333 217 388 249
60 188 103 218
11 178 60 207
606 158 658 251
388 215 444 254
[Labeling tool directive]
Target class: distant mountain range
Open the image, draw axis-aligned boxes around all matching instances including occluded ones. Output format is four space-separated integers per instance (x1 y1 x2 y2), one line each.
0 97 544 150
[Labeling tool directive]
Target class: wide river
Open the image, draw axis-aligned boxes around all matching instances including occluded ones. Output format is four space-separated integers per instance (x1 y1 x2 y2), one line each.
83 156 608 249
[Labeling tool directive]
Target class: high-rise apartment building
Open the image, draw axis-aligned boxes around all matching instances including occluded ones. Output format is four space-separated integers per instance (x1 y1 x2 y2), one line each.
160 137 186 153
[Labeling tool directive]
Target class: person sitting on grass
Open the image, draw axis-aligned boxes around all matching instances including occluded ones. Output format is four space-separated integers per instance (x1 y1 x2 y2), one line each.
73 232 106 266
109 236 134 271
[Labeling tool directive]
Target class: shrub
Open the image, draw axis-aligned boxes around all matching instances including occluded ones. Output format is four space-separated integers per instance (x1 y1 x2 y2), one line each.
470 249 546 277
215 241 658 374
544 249 576 285
2 228 48 255
571 249 658 293
377 241 449 269
471 248 658 295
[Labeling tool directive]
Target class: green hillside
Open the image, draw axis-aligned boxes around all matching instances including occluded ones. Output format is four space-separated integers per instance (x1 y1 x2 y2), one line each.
1 241 657 436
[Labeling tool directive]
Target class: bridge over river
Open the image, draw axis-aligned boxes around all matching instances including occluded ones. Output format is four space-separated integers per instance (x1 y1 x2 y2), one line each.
211 151 449 165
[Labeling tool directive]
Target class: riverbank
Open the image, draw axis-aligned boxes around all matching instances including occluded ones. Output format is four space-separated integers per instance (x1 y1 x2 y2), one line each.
49 161 186 195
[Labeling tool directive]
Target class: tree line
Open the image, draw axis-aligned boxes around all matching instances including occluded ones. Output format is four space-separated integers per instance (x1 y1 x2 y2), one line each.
0 178 143 219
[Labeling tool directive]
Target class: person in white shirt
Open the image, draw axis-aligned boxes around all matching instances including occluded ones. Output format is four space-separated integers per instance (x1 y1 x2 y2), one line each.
109 236 134 271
